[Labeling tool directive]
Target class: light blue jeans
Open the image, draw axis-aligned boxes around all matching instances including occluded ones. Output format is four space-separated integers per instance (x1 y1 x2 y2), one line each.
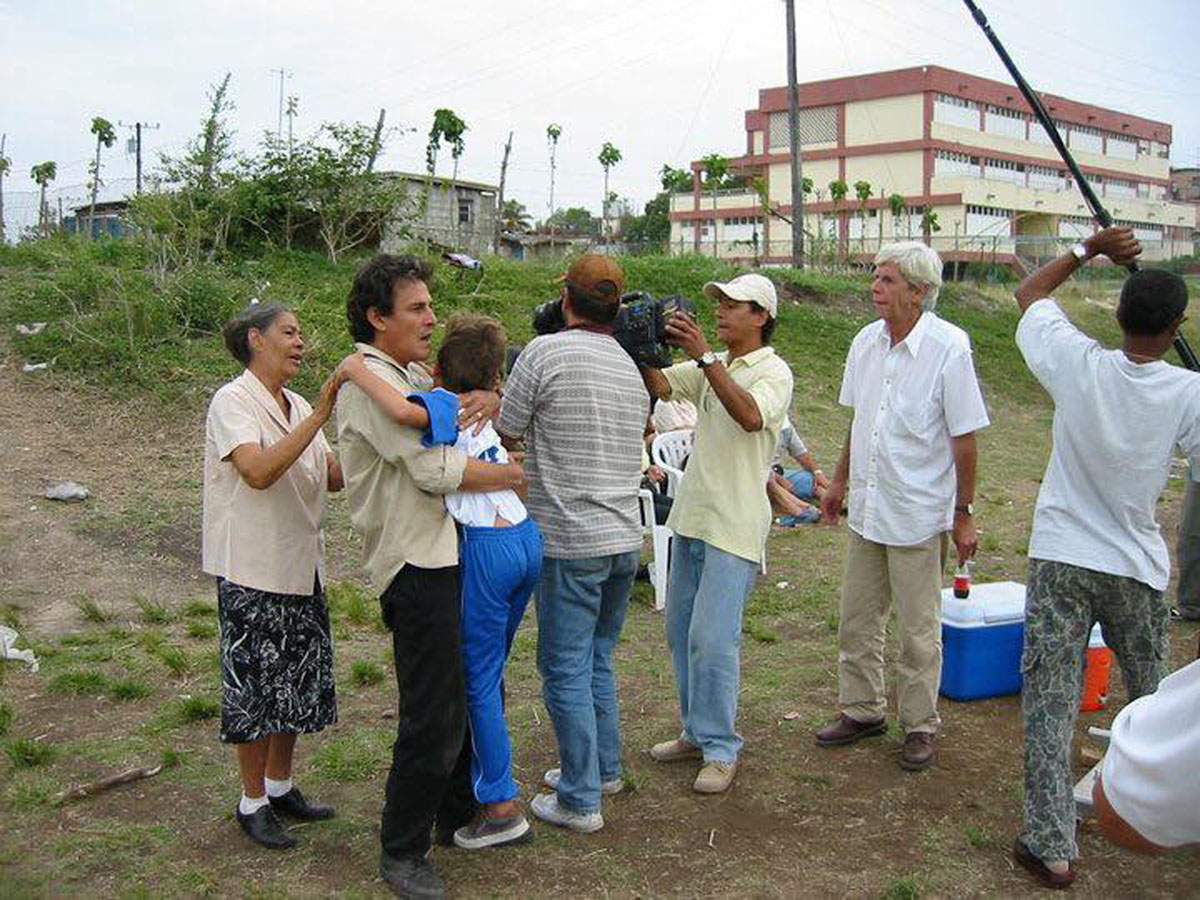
535 551 638 814
665 535 759 764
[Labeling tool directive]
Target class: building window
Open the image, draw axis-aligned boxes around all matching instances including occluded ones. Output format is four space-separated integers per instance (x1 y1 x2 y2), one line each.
458 198 475 226
984 104 1027 139
768 105 837 150
933 93 980 130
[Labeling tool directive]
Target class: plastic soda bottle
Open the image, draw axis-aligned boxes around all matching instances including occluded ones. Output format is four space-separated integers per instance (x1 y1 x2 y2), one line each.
953 560 972 599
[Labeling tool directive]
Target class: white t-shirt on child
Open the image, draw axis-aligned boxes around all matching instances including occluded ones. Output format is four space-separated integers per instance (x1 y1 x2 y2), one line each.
445 423 527 528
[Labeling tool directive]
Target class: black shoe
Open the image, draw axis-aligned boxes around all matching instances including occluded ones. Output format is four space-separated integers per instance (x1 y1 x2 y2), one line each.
269 787 336 821
432 824 456 847
379 853 446 899
236 804 296 850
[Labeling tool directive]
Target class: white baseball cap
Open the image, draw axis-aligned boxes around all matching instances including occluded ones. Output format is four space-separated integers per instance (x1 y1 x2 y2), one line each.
702 273 778 319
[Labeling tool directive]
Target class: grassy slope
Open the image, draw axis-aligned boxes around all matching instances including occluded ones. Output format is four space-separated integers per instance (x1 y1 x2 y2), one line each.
3 239 1200 897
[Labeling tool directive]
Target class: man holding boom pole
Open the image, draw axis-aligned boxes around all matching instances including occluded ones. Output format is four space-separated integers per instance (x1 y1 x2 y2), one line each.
1011 226 1200 889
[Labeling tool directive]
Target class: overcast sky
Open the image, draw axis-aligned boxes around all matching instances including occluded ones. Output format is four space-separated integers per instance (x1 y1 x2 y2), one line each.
2 0 1197 235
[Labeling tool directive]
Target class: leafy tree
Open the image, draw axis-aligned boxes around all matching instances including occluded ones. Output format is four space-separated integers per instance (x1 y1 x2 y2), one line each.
499 198 532 233
546 206 599 237
660 164 694 194
888 192 906 238
622 192 671 249
828 179 848 262
30 161 56 237
0 144 9 244
546 124 562 229
922 207 941 241
853 179 872 252
425 108 467 240
86 116 117 238
597 142 621 238
700 153 730 256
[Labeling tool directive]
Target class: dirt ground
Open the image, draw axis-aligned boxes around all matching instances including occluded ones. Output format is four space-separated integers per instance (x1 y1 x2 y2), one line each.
1 343 1198 898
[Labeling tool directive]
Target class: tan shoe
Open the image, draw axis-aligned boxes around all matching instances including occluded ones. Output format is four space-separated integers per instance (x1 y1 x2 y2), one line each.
693 760 737 793
649 737 702 762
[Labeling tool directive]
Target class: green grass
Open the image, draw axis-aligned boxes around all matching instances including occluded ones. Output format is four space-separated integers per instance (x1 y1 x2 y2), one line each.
4 737 56 769
165 696 219 726
0 701 11 737
349 660 385 687
310 730 389 783
133 594 173 625
71 594 111 624
156 645 190 676
881 875 924 900
182 600 216 618
108 678 153 701
48 670 109 695
184 620 216 641
327 580 376 629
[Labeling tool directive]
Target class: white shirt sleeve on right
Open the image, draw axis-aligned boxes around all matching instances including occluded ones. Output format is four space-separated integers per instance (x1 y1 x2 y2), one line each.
1100 660 1200 848
1015 299 1096 396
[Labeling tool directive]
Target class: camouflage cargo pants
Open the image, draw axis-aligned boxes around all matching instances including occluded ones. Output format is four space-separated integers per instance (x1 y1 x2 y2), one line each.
1020 558 1168 862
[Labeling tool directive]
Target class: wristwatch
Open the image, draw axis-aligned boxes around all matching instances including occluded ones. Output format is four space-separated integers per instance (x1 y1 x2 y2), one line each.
696 351 718 369
1070 243 1090 262
955 503 974 516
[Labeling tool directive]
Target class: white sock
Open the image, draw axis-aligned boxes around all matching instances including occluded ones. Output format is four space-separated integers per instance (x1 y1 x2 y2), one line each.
240 792 270 815
265 776 293 798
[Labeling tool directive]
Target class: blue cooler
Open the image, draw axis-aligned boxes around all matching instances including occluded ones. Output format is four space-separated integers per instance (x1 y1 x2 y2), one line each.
939 581 1026 701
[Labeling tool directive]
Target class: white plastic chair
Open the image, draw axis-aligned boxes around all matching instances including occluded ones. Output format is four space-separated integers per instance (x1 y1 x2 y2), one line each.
638 488 672 612
651 429 693 498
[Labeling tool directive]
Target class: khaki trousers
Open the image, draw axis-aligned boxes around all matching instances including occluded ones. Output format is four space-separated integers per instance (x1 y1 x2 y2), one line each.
837 529 946 733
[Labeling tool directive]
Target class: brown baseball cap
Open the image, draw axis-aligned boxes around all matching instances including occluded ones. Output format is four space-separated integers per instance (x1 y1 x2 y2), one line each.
561 254 626 301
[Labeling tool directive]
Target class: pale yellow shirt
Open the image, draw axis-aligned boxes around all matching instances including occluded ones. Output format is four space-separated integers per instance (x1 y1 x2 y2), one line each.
663 347 793 563
202 370 330 595
335 344 467 595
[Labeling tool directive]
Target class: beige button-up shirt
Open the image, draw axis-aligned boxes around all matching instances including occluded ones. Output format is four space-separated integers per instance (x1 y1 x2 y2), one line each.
663 346 794 563
202 369 330 595
335 343 468 595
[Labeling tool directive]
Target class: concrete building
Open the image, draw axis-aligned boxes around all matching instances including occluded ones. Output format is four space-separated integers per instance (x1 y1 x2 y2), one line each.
1169 167 1200 256
670 65 1194 269
380 172 498 258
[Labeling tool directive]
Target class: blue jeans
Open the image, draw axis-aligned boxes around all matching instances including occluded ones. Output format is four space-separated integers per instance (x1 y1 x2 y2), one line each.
535 551 639 814
665 535 759 764
460 518 543 804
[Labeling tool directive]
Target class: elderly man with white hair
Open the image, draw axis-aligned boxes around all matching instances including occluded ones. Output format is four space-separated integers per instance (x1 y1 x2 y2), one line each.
817 242 989 771
641 272 793 794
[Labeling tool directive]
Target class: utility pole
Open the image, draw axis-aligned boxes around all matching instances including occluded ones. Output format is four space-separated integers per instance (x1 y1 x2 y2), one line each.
366 108 386 174
495 131 513 254
285 96 299 157
785 0 805 268
0 134 7 244
270 68 291 137
120 121 160 194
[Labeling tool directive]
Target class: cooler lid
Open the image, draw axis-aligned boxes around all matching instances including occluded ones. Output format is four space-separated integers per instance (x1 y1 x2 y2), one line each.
940 581 1026 626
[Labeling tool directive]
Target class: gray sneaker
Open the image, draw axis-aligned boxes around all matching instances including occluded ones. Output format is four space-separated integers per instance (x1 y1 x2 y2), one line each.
530 793 604 833
543 766 624 795
452 811 533 850
379 853 445 899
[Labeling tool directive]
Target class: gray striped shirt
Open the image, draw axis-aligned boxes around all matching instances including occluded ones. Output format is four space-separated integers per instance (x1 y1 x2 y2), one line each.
498 329 650 559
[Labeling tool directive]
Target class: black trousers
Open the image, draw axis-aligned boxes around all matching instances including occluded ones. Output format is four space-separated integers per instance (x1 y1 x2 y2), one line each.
379 563 477 859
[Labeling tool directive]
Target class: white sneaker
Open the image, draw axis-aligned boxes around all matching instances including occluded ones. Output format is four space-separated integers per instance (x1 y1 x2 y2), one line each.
529 793 604 833
542 767 624 796
693 760 737 794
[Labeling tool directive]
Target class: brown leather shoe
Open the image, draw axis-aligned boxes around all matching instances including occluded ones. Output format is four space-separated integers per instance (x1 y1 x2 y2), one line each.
814 714 887 747
899 731 936 771
1012 839 1075 889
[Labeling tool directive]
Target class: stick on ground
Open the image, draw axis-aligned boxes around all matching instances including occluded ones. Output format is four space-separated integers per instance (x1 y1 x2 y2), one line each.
51 765 163 805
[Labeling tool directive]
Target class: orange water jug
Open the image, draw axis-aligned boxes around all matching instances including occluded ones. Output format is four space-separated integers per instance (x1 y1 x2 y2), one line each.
1080 623 1113 712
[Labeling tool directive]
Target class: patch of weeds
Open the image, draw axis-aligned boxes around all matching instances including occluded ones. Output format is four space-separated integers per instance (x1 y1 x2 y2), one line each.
173 696 219 724
133 594 173 625
964 824 1000 849
136 628 166 654
825 610 840 632
792 772 831 790
49 669 109 695
160 748 186 769
72 594 111 623
311 730 388 783
350 660 384 687
183 599 217 618
175 866 218 895
109 678 153 701
5 737 56 769
327 581 375 629
0 701 11 736
0 602 20 629
745 620 779 644
185 620 216 641
6 774 54 812
157 645 190 676
881 875 923 900
60 631 106 647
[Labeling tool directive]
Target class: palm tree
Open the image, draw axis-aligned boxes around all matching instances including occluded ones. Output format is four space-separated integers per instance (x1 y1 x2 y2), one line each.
499 199 532 233
30 161 57 237
425 108 467 244
0 138 10 244
888 192 906 239
88 117 117 238
853 180 872 256
597 142 621 240
700 153 729 257
546 123 562 234
828 179 848 263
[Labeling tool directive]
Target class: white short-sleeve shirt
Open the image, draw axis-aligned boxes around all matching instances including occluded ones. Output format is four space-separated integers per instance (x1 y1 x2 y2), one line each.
444 423 527 528
202 370 330 595
839 312 990 546
1101 660 1200 848
1017 300 1200 590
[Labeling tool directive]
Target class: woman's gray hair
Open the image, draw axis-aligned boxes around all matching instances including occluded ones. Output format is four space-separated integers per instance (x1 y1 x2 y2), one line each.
222 302 290 366
874 241 944 311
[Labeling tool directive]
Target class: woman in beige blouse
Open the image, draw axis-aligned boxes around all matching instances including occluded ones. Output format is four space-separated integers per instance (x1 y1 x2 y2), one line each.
202 302 345 851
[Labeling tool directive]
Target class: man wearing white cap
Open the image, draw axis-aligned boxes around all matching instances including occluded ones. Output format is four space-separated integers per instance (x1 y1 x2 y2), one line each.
817 241 988 772
641 272 793 794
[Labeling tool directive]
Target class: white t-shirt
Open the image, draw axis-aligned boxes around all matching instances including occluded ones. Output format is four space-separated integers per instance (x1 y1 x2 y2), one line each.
839 312 990 546
1017 300 1200 590
1101 660 1200 848
444 423 527 528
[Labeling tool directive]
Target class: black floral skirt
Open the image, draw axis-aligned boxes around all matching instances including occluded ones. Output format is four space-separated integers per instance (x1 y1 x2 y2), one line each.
216 576 337 744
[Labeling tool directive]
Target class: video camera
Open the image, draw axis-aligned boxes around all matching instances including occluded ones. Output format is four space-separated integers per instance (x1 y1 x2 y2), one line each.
530 290 695 369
